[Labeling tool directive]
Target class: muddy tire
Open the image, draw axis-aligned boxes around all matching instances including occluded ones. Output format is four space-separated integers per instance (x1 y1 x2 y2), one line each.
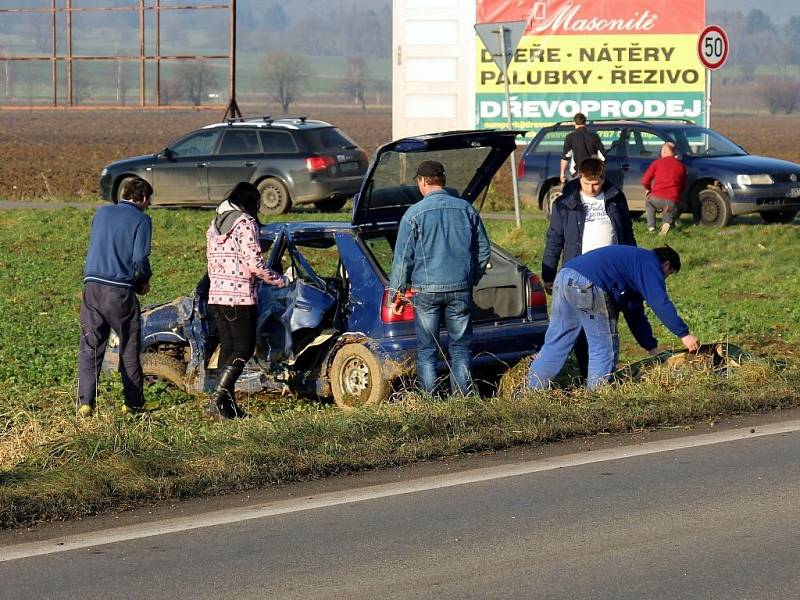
115 176 135 204
760 209 798 224
693 185 732 227
330 344 389 409
257 178 291 215
543 184 562 219
141 353 187 391
314 198 347 212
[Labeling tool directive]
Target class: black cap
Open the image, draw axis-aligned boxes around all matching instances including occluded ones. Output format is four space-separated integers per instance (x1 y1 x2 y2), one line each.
415 160 446 179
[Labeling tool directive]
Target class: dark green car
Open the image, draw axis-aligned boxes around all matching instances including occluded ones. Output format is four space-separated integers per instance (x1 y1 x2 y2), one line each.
99 116 369 214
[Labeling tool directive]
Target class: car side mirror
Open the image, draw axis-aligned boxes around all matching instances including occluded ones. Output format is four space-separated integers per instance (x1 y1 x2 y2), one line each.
161 147 175 160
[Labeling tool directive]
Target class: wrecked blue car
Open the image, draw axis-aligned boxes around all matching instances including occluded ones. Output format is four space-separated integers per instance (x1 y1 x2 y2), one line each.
104 130 549 408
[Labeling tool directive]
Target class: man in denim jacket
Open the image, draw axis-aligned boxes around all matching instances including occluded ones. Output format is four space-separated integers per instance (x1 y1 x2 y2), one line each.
389 160 491 395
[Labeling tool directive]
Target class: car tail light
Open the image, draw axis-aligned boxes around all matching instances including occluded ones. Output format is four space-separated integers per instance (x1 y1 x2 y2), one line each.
381 288 416 323
306 155 336 172
527 274 547 308
517 157 526 179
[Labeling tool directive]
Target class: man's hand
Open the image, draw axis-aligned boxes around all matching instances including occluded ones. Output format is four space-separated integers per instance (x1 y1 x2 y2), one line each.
391 292 408 316
543 281 554 295
559 173 567 184
135 281 150 295
681 334 700 353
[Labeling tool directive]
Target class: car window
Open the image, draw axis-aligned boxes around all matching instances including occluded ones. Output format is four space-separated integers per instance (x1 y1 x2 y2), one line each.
665 127 747 158
170 131 220 156
527 128 570 154
219 130 260 155
624 129 666 158
361 235 394 277
276 236 341 285
260 130 298 153
591 127 625 156
305 127 358 151
369 146 492 206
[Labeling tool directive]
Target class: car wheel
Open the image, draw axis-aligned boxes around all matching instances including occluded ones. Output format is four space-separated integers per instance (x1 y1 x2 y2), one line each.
314 198 347 212
760 210 798 224
693 185 732 227
141 352 187 391
257 178 291 215
544 185 562 219
115 176 135 204
330 344 389 410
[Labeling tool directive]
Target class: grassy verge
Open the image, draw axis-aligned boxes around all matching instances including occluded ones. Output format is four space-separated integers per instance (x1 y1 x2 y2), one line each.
1 208 799 527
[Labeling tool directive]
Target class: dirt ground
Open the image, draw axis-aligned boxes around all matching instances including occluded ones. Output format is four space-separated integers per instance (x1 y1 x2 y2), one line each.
0 100 798 201
0 105 392 200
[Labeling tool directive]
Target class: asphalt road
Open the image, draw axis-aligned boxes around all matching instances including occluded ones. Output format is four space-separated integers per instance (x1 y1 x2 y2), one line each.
2 419 799 599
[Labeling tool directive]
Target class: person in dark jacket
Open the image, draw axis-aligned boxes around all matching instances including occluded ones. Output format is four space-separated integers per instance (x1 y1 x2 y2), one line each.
77 177 153 417
560 112 605 183
541 158 637 379
528 245 699 390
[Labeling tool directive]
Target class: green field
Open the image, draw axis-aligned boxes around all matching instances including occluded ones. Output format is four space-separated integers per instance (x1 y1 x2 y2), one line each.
1 208 798 527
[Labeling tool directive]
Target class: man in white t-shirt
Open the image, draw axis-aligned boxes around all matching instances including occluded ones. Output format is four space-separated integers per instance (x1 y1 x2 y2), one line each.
540 158 638 381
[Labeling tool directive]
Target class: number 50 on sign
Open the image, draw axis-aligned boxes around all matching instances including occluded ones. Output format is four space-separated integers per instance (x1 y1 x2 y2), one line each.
698 25 729 70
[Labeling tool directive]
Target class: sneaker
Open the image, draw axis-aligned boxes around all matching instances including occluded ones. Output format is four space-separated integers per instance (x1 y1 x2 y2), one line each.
648 227 656 232
121 404 146 416
77 404 94 418
659 222 671 236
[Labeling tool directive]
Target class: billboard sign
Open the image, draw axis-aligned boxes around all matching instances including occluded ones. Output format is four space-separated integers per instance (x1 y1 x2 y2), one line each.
475 0 708 135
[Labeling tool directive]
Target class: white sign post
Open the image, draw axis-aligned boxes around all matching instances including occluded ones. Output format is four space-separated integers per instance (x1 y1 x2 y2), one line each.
697 25 729 129
475 20 526 227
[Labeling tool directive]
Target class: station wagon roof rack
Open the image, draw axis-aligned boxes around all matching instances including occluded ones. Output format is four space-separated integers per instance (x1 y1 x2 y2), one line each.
225 115 272 125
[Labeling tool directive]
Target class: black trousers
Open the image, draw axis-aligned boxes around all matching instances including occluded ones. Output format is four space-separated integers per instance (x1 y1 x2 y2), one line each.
209 304 257 370
78 281 143 408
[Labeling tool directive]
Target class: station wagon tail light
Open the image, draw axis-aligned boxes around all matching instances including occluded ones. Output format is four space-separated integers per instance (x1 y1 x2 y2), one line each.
527 274 547 308
381 288 416 323
517 157 526 179
306 155 337 172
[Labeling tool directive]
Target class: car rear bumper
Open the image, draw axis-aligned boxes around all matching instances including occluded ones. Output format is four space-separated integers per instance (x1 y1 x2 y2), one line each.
377 319 548 372
293 175 364 204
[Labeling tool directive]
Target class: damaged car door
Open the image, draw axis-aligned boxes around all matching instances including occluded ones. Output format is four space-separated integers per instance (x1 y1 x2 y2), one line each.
255 233 339 379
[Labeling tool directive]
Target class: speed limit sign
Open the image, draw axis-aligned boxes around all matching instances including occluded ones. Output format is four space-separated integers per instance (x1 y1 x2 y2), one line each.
698 25 729 70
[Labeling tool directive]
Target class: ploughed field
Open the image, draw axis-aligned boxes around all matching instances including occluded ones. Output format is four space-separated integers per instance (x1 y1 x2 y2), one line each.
0 106 393 201
1 107 798 204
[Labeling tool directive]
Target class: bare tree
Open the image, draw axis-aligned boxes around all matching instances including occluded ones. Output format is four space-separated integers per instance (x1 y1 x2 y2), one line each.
263 52 308 113
758 77 800 114
175 61 218 106
343 57 368 111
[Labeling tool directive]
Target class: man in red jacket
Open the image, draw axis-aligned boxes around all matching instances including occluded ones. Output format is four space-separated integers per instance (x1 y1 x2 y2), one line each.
641 142 687 235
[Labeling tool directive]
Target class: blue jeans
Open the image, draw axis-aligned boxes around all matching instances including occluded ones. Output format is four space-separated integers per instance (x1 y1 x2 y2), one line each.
527 268 619 390
412 290 473 395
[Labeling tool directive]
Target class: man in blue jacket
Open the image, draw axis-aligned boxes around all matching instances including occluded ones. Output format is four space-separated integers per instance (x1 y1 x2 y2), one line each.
528 245 699 390
389 160 491 395
77 177 153 416
543 157 637 380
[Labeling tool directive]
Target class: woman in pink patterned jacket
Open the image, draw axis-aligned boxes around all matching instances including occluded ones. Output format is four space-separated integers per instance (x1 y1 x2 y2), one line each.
205 182 286 419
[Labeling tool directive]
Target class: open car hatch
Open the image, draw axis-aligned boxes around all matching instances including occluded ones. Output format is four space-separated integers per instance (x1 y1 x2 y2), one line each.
351 129 525 226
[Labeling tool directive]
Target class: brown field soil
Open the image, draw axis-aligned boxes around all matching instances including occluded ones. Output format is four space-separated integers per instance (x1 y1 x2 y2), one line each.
0 104 799 202
0 104 392 201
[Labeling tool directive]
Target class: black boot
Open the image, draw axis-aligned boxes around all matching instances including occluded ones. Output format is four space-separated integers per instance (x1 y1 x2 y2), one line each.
206 363 247 419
